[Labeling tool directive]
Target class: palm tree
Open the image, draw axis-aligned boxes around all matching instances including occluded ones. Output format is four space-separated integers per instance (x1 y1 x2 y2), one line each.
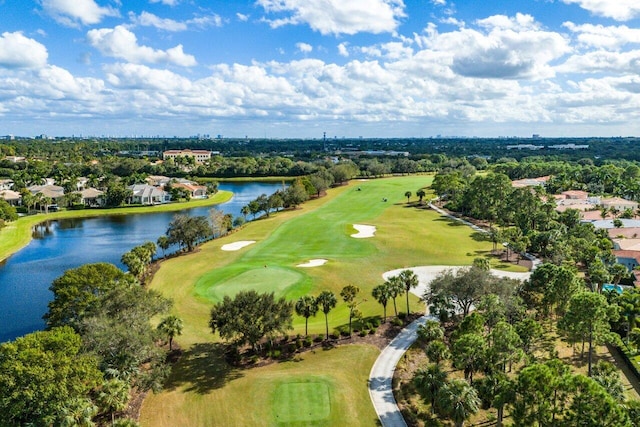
157 315 183 351
372 283 391 323
156 235 170 258
295 295 318 336
316 290 337 339
416 189 426 203
425 340 450 365
386 276 404 317
437 378 480 427
398 269 419 316
414 363 447 415
59 397 97 427
340 285 360 336
97 378 130 426
404 191 412 203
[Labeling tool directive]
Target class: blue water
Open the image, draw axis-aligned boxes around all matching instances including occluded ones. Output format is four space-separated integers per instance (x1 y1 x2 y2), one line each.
0 182 283 342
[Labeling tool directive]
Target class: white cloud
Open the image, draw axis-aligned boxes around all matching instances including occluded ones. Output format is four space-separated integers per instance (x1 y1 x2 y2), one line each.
563 22 640 49
0 32 48 69
149 0 180 6
237 13 249 22
561 0 640 21
39 0 119 27
87 26 197 66
256 0 406 35
338 42 349 57
296 42 313 53
418 15 570 80
104 63 191 90
432 0 446 5
130 11 187 31
129 11 223 31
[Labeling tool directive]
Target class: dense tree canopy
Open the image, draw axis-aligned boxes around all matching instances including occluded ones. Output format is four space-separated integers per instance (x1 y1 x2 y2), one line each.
0 327 103 426
209 291 293 351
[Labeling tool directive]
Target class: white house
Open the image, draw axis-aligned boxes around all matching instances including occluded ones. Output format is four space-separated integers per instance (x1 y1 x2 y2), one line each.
128 184 170 205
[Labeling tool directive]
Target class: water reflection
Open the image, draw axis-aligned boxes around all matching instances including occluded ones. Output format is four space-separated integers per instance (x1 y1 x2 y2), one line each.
0 182 281 342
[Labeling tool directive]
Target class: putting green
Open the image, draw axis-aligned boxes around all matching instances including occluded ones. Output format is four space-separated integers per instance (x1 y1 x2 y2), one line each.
272 377 332 424
200 266 307 301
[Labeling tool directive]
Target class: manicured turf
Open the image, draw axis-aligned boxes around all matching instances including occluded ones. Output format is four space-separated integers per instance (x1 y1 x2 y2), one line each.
141 175 527 426
272 378 331 424
140 344 380 427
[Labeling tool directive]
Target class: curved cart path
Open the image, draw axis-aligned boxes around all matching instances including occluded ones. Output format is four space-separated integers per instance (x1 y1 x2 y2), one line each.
369 265 532 426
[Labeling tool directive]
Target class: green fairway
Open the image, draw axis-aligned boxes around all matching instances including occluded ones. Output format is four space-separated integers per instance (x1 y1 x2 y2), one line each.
141 175 527 426
272 377 332 424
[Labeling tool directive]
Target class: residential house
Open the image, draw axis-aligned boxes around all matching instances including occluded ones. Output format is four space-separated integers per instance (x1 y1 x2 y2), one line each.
28 184 65 201
561 190 589 200
146 175 172 188
0 189 21 206
613 250 640 271
171 182 207 199
0 179 13 190
608 227 640 239
77 188 105 207
601 197 639 212
128 184 170 205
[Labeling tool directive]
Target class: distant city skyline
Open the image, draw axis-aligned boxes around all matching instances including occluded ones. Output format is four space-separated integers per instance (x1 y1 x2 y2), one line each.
2 1 640 138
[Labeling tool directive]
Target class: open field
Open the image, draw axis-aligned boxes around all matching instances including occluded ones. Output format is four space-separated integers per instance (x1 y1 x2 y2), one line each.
140 175 528 426
0 191 232 262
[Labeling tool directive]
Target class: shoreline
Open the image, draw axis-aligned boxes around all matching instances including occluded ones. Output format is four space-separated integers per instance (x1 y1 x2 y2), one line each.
0 190 233 263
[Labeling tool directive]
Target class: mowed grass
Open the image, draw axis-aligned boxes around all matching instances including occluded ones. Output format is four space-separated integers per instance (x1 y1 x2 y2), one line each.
140 344 380 427
141 175 526 426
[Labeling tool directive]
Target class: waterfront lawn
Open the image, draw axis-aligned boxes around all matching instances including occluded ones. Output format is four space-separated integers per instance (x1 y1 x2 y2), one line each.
0 191 232 262
140 344 379 427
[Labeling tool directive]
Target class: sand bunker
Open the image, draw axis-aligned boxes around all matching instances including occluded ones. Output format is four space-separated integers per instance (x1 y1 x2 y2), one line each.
351 224 376 238
221 241 256 251
297 259 328 268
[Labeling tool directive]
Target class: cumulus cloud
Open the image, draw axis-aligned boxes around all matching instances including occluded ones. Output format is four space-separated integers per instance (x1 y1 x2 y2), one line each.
420 14 570 80
338 42 349 57
0 32 48 69
564 22 640 49
256 0 406 35
129 11 223 31
87 25 197 66
561 0 640 21
296 42 313 53
237 13 249 22
39 0 119 27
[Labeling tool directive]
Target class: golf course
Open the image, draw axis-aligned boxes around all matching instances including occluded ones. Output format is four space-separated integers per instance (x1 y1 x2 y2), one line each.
140 175 524 426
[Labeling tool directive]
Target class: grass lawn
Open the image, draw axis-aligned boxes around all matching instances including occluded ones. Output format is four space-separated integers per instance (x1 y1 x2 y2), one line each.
140 175 529 426
140 344 380 427
0 191 232 262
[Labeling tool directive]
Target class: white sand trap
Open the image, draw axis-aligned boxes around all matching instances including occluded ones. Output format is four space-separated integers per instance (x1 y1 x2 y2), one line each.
297 259 328 268
383 265 532 298
351 224 376 238
221 240 256 251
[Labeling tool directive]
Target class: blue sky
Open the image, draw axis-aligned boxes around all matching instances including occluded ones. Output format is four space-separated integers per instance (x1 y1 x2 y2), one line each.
2 0 640 138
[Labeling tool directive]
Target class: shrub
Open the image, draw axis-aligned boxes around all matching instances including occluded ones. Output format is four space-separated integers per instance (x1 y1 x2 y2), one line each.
340 330 350 337
295 339 303 349
314 334 324 342
359 330 367 337
371 318 381 327
268 349 281 358
392 318 404 327
286 343 297 353
398 312 407 320
303 337 313 347
329 333 339 340
369 328 376 335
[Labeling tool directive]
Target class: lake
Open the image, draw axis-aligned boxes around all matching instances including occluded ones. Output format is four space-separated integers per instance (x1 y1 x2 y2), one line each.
0 181 283 342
